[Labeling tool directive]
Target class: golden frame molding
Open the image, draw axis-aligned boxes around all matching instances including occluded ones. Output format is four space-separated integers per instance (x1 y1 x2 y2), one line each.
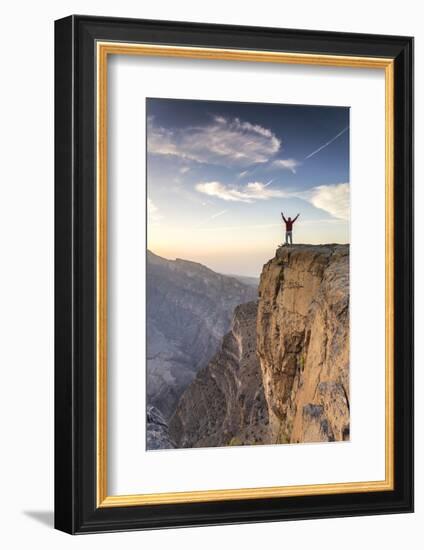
96 41 394 508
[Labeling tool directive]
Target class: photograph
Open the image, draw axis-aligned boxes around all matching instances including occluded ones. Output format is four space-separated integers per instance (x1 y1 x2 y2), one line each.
51 11 413 536
145 97 350 450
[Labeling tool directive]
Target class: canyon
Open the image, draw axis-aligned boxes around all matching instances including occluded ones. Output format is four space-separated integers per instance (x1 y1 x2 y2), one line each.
168 244 350 448
146 250 257 448
169 301 270 448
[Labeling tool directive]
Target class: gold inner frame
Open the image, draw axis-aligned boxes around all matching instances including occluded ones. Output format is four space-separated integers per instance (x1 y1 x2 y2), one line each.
96 42 395 508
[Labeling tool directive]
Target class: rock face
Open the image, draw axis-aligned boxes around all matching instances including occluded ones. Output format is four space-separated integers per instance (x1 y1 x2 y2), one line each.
146 406 176 450
147 251 257 421
256 244 350 444
169 301 270 448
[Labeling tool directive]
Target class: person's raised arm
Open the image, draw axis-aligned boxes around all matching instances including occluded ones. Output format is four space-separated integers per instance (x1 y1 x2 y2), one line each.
281 212 287 223
293 213 300 223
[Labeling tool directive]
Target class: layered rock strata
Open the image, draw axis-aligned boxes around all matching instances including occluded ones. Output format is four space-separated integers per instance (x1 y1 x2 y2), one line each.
169 301 270 448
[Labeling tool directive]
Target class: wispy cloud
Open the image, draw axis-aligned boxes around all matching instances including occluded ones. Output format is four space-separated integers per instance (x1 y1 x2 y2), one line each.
195 181 288 203
304 127 349 160
147 115 281 167
198 218 344 232
307 183 349 220
273 158 301 174
148 198 162 223
195 180 349 221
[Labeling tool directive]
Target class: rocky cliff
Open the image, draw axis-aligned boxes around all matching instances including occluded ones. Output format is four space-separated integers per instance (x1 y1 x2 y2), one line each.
146 251 257 422
257 244 350 444
169 301 270 448
146 406 176 450
164 244 349 449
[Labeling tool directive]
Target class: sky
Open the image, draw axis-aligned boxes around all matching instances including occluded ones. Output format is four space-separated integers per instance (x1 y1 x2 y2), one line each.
146 98 350 277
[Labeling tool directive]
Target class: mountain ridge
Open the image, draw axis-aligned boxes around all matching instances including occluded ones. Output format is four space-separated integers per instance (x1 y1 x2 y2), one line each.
146 250 257 449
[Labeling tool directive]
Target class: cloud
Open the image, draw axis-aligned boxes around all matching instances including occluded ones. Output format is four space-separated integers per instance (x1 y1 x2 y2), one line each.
307 183 349 220
195 181 288 203
273 158 301 174
148 198 162 223
147 115 281 167
195 179 350 221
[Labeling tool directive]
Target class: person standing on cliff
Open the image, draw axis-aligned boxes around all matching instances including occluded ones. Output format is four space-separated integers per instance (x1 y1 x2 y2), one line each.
281 212 300 245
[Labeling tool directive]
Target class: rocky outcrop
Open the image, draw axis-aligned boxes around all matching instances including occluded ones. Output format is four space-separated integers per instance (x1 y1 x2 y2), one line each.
146 406 176 450
147 251 257 421
256 244 350 444
169 301 270 448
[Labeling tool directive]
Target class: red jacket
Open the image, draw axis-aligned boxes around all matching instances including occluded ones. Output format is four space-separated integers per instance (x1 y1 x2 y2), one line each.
282 214 299 231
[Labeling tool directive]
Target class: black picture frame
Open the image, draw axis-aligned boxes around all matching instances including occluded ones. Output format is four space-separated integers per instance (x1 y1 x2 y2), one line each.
55 15 414 534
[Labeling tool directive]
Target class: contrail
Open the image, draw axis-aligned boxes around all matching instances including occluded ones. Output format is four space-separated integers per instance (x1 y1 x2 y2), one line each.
209 209 228 220
194 209 228 229
263 179 274 188
237 170 249 179
199 223 281 232
304 126 349 160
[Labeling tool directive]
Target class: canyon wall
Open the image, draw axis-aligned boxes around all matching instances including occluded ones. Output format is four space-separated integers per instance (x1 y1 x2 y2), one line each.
169 301 270 448
256 244 350 444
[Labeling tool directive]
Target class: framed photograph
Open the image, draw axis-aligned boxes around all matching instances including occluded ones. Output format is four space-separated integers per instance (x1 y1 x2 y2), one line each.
54 15 413 534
